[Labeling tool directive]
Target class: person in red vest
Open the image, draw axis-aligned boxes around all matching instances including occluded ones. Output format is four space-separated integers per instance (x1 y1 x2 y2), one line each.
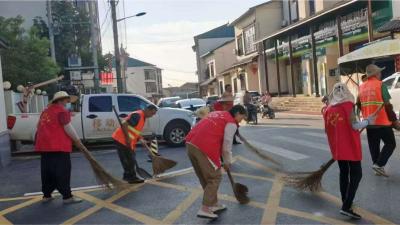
324 83 376 220
112 105 158 184
186 105 247 219
358 64 397 177
35 91 83 204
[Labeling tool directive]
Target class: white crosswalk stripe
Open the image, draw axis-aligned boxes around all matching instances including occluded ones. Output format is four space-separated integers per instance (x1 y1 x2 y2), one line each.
247 140 309 160
303 132 326 138
275 136 329 152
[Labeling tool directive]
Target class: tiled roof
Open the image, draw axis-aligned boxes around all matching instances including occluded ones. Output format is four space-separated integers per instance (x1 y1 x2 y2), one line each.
194 24 234 40
113 57 155 68
377 18 400 33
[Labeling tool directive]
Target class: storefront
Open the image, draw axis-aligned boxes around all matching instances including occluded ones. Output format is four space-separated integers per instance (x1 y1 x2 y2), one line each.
259 0 393 97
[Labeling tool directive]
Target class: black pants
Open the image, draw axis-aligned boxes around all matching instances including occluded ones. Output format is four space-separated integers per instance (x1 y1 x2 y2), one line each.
366 127 396 167
41 152 72 199
115 141 138 181
338 161 362 210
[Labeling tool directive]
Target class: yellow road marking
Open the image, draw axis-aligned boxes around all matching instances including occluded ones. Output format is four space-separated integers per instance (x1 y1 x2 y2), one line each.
0 215 12 225
279 207 354 225
0 197 41 216
76 192 162 224
0 196 36 202
316 192 396 225
230 172 274 182
162 191 201 224
61 205 102 225
61 184 145 225
261 176 284 224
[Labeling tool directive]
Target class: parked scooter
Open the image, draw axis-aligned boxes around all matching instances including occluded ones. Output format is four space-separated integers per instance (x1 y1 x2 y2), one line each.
258 100 275 119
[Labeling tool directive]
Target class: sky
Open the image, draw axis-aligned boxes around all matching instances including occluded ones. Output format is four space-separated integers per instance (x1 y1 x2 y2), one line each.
98 0 268 87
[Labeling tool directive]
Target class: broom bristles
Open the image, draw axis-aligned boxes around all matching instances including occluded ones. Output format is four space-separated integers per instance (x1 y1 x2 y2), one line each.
282 159 335 192
237 134 281 166
151 155 177 175
79 146 129 190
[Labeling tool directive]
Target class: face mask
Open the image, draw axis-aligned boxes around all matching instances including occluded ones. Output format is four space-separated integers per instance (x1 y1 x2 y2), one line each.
65 103 72 111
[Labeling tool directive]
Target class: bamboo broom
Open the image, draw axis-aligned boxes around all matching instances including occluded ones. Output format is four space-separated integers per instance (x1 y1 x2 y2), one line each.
283 104 384 192
77 144 129 190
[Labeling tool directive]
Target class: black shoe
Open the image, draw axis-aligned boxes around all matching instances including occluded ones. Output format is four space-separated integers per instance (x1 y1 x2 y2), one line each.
340 209 361 220
124 177 145 184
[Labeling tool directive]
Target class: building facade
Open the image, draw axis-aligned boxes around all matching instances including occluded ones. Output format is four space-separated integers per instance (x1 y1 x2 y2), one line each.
192 24 235 96
229 0 283 95
258 0 394 97
0 37 10 168
113 57 163 101
163 82 200 98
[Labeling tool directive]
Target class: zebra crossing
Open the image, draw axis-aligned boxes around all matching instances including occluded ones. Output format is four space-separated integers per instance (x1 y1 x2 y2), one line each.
244 130 328 161
244 128 400 161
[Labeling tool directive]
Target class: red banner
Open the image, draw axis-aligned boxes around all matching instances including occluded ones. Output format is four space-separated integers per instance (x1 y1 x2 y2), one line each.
100 72 114 85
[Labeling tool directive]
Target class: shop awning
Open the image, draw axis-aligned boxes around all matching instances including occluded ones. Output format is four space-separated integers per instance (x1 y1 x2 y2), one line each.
199 77 217 86
338 39 400 65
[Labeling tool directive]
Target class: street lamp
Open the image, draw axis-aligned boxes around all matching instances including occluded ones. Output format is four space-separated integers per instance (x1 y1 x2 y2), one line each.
110 0 146 93
117 12 147 22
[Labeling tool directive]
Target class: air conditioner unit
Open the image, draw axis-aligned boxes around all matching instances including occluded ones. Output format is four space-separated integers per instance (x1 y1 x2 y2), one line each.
281 20 288 28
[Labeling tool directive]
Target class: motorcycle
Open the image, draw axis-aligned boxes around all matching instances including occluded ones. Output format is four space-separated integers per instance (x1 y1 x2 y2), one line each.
258 100 275 119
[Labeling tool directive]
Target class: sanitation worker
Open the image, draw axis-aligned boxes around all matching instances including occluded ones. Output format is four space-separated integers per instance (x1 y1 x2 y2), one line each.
358 64 397 177
112 105 158 183
324 83 375 220
186 105 247 219
35 91 83 204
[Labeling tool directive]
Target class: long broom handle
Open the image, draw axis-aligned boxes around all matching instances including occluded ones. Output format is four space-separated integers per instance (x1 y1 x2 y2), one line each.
226 168 236 189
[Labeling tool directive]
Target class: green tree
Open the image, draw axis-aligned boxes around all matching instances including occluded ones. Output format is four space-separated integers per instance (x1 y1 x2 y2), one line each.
0 16 59 89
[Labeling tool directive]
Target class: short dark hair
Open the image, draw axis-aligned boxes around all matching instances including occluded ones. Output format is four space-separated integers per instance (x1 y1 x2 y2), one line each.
146 104 158 111
229 105 247 117
225 84 231 89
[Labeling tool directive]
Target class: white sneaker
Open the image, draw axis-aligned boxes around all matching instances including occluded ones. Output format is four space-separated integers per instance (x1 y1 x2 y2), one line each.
211 204 227 213
197 208 218 219
372 165 389 177
63 197 83 204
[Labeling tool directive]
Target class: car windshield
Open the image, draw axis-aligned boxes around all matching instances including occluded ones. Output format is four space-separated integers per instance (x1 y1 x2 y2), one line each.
383 78 395 88
159 97 180 107
177 99 206 108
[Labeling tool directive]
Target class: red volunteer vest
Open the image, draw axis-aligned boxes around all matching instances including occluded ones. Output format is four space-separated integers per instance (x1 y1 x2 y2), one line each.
112 110 145 151
35 104 73 152
186 111 237 168
359 77 391 126
323 101 362 161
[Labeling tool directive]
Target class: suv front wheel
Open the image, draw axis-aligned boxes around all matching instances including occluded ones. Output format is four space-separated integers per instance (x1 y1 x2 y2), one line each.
163 121 190 147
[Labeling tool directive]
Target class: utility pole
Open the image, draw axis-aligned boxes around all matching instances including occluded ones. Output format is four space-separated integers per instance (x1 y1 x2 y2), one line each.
89 1 100 93
110 0 123 93
46 0 56 62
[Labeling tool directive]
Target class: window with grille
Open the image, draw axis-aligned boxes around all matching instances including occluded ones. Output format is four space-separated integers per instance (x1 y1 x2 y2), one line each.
145 82 157 93
243 24 256 54
237 34 244 56
208 62 215 77
144 69 157 80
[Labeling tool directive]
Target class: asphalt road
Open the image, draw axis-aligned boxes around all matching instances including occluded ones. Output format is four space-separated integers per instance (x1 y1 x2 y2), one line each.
0 113 399 225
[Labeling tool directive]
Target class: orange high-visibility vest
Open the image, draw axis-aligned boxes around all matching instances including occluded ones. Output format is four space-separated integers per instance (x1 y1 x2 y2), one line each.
112 110 145 150
359 77 391 126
